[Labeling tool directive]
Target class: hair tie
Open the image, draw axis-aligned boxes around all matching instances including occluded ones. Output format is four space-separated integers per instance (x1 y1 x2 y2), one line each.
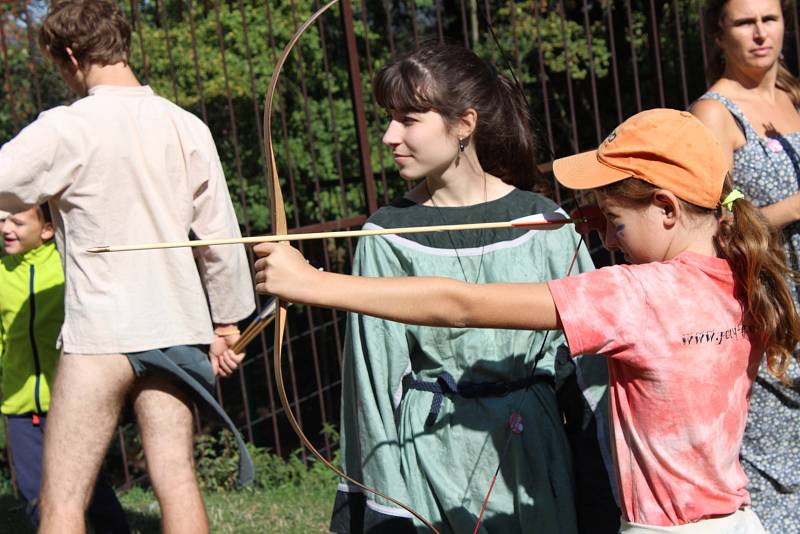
721 189 745 211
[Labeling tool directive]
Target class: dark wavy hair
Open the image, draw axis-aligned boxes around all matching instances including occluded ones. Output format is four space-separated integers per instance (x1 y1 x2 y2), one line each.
373 43 540 191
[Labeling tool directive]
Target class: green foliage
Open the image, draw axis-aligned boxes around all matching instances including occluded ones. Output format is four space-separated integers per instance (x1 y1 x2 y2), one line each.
124 0 379 232
195 429 338 492
195 430 242 491
0 417 13 497
0 2 72 134
490 4 612 83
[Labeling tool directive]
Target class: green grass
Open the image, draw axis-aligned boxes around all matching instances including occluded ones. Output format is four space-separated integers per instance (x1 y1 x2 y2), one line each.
0 478 335 534
0 430 340 533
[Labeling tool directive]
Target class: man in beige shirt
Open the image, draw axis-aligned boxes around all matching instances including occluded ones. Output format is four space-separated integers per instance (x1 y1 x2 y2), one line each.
0 1 255 532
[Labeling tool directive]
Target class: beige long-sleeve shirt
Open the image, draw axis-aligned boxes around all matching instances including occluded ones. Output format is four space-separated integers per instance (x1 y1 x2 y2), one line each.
0 85 255 353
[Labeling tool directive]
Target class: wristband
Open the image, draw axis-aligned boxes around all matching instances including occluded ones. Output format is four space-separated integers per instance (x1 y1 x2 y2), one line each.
214 325 240 337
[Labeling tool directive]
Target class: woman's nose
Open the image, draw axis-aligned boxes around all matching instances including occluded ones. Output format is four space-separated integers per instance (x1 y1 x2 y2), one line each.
382 120 401 147
753 21 766 40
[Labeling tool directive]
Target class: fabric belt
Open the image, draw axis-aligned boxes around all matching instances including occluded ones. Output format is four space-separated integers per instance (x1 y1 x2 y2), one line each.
408 371 554 427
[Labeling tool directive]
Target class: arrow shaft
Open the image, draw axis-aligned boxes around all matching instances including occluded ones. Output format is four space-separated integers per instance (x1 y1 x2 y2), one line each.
89 218 577 253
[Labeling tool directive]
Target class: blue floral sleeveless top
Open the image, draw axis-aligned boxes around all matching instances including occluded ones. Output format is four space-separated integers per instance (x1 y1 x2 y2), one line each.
698 91 800 533
698 92 800 301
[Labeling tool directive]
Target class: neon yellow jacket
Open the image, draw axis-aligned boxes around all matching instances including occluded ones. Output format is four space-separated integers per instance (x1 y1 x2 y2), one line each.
0 242 64 415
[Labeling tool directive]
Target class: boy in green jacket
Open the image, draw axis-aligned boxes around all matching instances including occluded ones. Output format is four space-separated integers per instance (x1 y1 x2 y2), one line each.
1 205 129 532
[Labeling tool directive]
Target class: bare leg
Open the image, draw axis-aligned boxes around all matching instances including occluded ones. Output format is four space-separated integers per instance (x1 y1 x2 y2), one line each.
132 374 208 534
39 353 134 534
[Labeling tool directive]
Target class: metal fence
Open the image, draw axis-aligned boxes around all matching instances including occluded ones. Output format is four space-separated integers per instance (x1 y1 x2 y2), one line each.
2 0 799 488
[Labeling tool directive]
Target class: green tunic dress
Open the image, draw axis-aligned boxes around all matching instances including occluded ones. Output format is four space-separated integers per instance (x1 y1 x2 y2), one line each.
330 189 603 533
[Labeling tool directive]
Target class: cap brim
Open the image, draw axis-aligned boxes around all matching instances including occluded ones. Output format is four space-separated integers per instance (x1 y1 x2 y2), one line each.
553 150 632 191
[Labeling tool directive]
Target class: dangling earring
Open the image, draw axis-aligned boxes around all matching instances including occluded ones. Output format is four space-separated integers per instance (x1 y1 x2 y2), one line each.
458 137 465 153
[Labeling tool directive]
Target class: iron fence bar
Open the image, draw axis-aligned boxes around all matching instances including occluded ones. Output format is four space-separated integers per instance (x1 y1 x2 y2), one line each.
282 322 308 463
193 404 203 435
128 0 150 81
0 15 19 132
155 0 180 103
624 0 642 112
434 0 444 44
211 0 252 233
647 0 665 106
408 0 419 48
236 0 269 181
21 4 41 111
605 0 623 123
236 367 254 443
117 428 132 489
557 0 579 152
301 302 332 456
287 0 327 226
509 0 522 78
186 0 209 123
382 0 396 55
580 0 602 145
671 0 689 109
458 0 469 48
342 0 378 214
358 0 391 205
482 0 495 63
532 1 555 167
697 0 708 77
215 376 226 410
314 0 355 262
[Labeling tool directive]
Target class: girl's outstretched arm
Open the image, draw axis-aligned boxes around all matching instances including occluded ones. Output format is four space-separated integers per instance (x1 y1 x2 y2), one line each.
253 242 559 331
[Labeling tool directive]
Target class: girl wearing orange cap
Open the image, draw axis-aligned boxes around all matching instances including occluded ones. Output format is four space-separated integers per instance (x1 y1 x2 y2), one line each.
252 108 799 533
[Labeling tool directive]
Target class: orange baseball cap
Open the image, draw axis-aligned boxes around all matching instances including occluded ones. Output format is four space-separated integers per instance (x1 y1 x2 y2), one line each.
552 109 727 209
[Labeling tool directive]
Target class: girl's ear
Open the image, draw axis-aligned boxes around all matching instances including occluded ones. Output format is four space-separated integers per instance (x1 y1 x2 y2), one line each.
652 189 680 229
456 108 478 139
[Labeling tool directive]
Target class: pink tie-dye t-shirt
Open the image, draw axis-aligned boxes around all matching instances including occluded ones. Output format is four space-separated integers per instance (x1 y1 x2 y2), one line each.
548 252 762 527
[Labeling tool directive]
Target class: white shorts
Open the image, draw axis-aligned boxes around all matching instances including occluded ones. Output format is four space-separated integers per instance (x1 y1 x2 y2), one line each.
620 508 765 534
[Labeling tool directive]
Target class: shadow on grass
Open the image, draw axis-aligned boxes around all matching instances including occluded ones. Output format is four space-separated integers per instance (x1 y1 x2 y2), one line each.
0 493 162 534
0 494 32 534
126 511 162 533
